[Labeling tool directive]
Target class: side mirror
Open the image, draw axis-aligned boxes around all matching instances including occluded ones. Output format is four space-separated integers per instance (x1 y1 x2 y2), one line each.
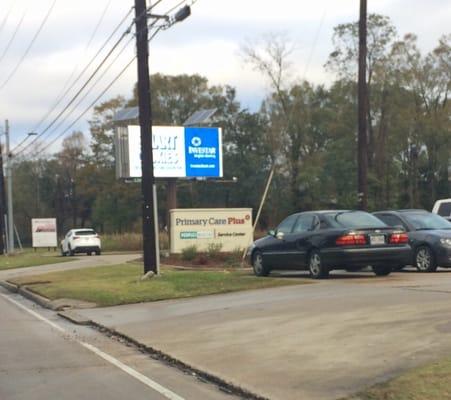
268 229 276 237
276 231 285 240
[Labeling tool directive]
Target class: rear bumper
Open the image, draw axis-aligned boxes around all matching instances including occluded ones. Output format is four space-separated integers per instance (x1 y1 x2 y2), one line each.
321 245 412 268
72 246 100 253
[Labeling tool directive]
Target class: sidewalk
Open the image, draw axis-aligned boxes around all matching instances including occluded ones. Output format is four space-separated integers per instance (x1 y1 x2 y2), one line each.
75 271 451 400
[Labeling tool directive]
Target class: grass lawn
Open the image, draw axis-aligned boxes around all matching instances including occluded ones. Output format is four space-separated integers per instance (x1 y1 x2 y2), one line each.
345 358 451 400
9 264 310 307
0 250 74 271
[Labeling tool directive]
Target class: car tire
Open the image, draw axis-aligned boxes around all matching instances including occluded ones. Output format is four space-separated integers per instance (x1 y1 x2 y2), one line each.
252 250 270 277
308 250 329 279
95 250 101 256
69 245 75 257
415 245 437 272
87 252 92 256
372 265 392 276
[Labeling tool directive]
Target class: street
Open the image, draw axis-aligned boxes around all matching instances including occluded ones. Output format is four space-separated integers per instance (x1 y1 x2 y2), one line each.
0 286 238 400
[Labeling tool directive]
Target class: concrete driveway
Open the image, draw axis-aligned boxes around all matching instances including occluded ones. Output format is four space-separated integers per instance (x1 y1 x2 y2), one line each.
0 253 139 281
77 269 451 400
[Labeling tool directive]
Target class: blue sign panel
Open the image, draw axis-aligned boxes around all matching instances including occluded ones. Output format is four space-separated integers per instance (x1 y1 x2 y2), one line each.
184 127 222 177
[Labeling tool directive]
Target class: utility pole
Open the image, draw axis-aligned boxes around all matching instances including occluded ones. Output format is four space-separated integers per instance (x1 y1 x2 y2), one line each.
358 0 368 210
134 0 158 274
5 120 14 252
0 125 6 254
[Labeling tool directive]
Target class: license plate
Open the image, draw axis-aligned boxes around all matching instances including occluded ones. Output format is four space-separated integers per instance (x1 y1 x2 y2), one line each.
370 235 385 245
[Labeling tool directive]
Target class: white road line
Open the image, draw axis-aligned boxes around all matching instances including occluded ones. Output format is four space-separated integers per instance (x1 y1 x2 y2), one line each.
1 293 186 400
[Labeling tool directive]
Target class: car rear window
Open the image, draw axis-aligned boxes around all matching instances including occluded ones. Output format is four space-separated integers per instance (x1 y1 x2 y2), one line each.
74 230 96 236
404 212 451 230
325 211 387 229
438 202 451 217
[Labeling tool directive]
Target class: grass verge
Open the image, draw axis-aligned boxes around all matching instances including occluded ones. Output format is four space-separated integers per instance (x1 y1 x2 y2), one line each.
0 250 73 271
9 264 310 307
345 357 451 400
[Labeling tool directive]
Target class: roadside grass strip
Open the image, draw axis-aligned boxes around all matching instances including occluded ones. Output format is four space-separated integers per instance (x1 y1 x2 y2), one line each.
345 358 451 400
0 249 73 271
8 264 310 307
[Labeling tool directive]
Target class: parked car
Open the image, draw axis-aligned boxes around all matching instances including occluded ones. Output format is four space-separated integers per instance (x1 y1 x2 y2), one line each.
373 210 451 272
247 210 411 279
433 199 451 222
61 229 101 256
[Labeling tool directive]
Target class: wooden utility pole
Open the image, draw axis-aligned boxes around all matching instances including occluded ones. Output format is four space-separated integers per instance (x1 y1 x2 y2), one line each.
358 0 368 210
134 0 159 274
0 123 6 254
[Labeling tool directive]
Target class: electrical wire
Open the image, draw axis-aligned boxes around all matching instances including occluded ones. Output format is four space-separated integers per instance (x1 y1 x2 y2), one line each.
12 0 116 152
0 0 57 91
21 0 195 158
13 8 136 156
0 4 14 37
27 26 166 159
0 11 26 65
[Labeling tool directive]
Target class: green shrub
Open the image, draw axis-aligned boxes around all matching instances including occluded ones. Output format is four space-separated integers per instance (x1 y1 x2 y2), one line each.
181 245 198 261
207 243 223 259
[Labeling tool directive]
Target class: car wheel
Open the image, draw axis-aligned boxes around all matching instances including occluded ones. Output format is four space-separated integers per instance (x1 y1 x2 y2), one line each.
69 245 75 256
87 252 92 256
372 265 392 276
415 246 437 272
308 250 329 279
252 251 270 277
95 250 101 256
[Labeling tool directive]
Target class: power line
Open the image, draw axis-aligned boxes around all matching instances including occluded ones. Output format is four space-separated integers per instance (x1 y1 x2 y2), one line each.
21 0 195 158
12 0 116 152
0 11 26 65
0 4 14 37
0 0 57 91
13 7 136 156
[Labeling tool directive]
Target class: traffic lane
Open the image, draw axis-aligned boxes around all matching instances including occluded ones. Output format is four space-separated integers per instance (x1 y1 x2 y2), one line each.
77 270 451 400
0 289 236 400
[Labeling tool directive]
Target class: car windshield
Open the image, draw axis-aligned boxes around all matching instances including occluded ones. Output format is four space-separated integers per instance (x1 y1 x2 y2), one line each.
325 211 387 229
74 230 96 236
404 213 451 230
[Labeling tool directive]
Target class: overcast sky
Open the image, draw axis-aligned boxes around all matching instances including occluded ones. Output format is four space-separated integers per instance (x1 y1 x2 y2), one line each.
0 0 449 153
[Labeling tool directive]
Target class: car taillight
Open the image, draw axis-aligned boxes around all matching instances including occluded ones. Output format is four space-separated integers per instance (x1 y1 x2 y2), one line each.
336 234 367 246
389 232 408 244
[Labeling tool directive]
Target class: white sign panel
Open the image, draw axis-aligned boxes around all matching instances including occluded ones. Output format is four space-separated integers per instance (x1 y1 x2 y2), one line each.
170 208 253 253
128 125 223 178
32 218 57 248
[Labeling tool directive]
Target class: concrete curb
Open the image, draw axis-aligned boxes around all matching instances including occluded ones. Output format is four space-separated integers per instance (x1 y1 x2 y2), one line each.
0 280 19 293
0 280 54 309
58 310 92 325
90 321 269 400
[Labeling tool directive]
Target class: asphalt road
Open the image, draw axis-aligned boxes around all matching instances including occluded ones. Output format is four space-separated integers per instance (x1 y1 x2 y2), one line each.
0 286 238 400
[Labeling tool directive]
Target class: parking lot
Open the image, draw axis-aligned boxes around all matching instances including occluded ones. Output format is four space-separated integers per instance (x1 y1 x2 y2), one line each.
75 267 451 400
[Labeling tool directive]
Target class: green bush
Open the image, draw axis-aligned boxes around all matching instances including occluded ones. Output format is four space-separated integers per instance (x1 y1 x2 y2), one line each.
181 245 198 261
207 243 223 258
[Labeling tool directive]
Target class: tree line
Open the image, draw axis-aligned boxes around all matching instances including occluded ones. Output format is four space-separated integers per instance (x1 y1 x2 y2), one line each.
11 14 450 244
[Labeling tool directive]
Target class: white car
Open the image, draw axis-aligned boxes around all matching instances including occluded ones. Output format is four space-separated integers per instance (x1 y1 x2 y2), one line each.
61 229 101 256
433 199 451 222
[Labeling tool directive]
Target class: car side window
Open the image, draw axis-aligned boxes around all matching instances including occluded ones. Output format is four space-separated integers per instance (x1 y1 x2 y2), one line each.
293 215 314 233
276 215 299 234
377 214 406 229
